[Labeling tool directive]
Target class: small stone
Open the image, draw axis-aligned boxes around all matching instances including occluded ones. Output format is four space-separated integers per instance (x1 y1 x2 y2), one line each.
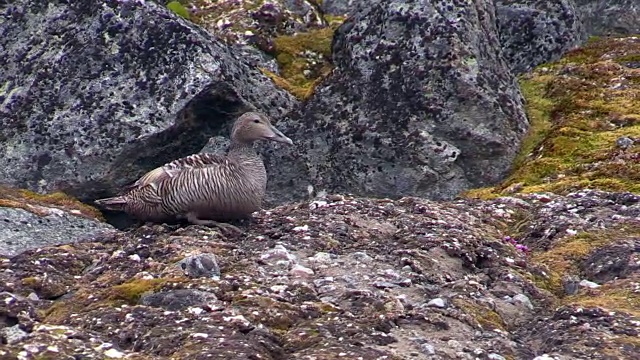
290 264 314 277
427 298 446 308
104 348 125 358
616 136 634 149
562 275 580 295
308 252 334 263
177 253 220 278
579 279 601 288
372 281 399 289
488 354 506 360
420 343 436 354
512 294 534 310
260 245 297 266
352 252 373 262
0 324 29 345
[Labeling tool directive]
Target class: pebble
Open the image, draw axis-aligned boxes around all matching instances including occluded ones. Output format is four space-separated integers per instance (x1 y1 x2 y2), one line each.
512 294 534 310
176 253 220 278
579 279 601 288
427 298 446 308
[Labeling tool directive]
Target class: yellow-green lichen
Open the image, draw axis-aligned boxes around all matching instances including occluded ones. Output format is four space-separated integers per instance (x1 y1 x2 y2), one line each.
528 226 640 296
167 1 191 20
462 36 640 200
108 278 168 304
267 24 342 99
452 298 506 331
564 287 640 317
0 185 104 221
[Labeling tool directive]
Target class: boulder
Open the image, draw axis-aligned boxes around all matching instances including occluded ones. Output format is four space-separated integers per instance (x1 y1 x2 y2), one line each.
0 0 297 202
264 0 529 204
496 0 587 75
0 185 114 257
576 0 640 36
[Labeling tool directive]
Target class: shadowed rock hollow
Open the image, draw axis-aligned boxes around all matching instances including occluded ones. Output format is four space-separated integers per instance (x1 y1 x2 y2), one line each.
0 0 297 203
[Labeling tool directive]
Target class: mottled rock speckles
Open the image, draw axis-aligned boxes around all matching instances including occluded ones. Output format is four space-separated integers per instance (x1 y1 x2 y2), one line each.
0 0 297 201
264 0 529 204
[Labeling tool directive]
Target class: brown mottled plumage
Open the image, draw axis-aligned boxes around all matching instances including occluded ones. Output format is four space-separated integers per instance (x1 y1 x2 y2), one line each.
94 112 293 228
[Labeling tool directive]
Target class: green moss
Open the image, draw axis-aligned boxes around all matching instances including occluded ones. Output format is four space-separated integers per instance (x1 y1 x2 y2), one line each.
0 185 104 221
529 226 640 296
108 278 167 304
462 36 640 198
565 288 640 317
167 1 191 20
452 299 506 331
268 25 341 99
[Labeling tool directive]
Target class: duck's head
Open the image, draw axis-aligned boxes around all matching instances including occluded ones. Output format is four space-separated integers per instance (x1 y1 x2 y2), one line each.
231 112 293 145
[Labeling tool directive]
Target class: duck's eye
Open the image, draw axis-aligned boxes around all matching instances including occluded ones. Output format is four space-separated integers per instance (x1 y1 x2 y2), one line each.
253 119 260 123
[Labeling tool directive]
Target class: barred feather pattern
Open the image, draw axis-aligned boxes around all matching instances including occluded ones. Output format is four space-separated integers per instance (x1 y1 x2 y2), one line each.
119 146 267 222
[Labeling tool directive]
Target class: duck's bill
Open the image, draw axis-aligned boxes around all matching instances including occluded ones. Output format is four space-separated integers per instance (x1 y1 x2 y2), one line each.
268 126 294 145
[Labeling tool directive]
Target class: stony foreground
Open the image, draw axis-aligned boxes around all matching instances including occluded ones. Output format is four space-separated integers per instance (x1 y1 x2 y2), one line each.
1 190 639 359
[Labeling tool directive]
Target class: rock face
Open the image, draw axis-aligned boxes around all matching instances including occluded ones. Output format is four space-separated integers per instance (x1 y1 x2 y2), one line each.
0 186 115 257
264 0 529 203
1 190 638 358
496 0 587 75
0 0 297 202
577 0 640 35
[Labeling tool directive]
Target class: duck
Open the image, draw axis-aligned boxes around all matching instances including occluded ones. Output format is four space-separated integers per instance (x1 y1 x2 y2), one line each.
94 111 293 232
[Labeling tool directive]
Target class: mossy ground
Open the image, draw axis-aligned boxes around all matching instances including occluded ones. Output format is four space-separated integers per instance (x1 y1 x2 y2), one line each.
0 185 104 221
464 35 640 200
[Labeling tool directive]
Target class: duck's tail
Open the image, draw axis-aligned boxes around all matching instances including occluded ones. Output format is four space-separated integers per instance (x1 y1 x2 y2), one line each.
94 196 129 211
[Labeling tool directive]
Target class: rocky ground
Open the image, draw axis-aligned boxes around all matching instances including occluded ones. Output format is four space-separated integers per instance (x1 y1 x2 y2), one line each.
1 190 639 359
2 0 640 359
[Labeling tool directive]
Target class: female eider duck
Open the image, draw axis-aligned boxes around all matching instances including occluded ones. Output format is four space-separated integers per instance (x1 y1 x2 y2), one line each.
94 111 293 231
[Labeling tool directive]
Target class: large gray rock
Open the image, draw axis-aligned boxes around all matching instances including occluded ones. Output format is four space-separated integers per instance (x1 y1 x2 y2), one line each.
496 0 587 74
0 0 297 202
576 0 640 36
263 0 529 203
0 206 114 257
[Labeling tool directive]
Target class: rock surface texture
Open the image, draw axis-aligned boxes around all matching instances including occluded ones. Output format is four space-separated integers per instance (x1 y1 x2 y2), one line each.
264 0 529 203
577 0 640 36
496 0 587 75
0 186 115 257
0 0 297 202
1 190 639 358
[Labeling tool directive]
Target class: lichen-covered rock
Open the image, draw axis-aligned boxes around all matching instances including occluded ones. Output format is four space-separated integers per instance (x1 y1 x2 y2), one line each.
496 0 587 74
577 0 640 36
0 0 297 202
264 0 529 204
1 190 638 358
0 185 114 257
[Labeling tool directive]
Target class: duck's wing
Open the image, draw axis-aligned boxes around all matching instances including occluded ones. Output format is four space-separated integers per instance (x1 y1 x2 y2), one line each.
124 153 234 191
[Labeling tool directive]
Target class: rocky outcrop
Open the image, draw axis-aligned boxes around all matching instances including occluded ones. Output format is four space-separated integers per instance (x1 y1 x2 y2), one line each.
577 0 640 35
264 0 529 204
0 0 297 202
1 190 639 358
0 186 114 257
496 0 587 74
